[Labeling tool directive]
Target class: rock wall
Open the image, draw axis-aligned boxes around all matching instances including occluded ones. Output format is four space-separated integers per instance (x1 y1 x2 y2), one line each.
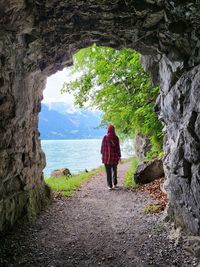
143 53 200 234
1 0 200 234
134 134 152 160
158 59 200 234
0 58 51 230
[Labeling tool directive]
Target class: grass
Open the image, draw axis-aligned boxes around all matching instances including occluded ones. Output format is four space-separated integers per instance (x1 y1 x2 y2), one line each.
45 166 103 197
143 204 162 213
123 157 140 188
46 157 139 196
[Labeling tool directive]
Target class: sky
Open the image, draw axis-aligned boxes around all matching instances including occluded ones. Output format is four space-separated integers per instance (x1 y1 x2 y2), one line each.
42 68 76 111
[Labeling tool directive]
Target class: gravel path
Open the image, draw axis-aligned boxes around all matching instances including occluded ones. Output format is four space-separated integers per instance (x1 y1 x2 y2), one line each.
0 162 197 267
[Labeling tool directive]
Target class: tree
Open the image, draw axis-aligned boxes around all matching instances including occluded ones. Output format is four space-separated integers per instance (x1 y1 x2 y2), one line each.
62 45 163 158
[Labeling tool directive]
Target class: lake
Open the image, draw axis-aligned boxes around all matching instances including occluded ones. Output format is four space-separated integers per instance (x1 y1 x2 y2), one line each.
41 139 134 177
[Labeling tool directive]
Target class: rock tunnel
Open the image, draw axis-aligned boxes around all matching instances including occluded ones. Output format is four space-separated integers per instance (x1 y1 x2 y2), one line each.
1 0 200 234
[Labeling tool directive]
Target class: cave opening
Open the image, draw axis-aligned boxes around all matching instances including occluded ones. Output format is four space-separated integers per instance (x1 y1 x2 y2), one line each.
1 0 200 237
39 46 147 179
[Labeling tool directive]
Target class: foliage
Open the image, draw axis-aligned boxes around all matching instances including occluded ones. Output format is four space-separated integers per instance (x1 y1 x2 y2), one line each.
124 157 140 188
143 204 162 213
45 167 103 197
62 45 163 157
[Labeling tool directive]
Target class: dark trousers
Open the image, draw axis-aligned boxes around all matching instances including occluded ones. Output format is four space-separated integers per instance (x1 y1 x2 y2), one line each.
104 164 117 188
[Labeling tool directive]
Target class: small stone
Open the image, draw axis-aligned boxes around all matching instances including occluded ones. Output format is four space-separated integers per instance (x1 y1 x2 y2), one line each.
107 255 114 259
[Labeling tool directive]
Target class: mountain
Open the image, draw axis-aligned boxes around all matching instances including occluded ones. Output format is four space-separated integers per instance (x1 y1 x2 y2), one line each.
39 103 106 140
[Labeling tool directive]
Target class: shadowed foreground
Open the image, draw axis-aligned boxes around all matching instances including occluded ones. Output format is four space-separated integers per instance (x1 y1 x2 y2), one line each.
0 162 197 267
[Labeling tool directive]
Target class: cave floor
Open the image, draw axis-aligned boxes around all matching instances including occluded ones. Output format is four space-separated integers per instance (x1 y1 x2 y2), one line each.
0 162 197 267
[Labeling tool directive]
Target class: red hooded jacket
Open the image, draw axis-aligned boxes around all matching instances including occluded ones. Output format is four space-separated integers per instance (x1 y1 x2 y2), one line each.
101 125 121 165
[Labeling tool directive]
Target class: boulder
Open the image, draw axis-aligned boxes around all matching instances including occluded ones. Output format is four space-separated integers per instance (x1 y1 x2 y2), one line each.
134 159 164 184
51 168 71 177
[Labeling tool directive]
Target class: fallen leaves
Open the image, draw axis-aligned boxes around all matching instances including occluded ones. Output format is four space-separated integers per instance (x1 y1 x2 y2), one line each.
136 177 168 211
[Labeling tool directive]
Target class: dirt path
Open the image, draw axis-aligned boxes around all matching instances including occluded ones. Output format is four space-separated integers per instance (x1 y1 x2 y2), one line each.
0 162 197 267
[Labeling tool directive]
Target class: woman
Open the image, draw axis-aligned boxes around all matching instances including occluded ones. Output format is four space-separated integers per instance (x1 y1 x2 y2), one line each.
101 124 121 190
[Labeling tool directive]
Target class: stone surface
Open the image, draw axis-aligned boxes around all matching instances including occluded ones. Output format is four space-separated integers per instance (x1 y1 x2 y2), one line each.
51 168 71 177
134 159 164 184
134 133 152 160
184 236 200 258
1 1 200 234
158 64 200 235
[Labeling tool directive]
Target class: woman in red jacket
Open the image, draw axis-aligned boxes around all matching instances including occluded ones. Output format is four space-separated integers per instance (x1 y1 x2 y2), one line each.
101 124 121 190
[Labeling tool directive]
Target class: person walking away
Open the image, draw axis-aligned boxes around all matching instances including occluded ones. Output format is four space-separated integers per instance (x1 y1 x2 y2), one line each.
101 124 121 190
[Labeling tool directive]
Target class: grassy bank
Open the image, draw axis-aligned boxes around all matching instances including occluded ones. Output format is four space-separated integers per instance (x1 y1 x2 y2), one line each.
45 158 138 196
45 166 103 197
123 157 140 188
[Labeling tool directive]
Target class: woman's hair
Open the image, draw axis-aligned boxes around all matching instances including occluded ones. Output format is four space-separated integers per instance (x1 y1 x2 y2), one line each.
107 124 116 135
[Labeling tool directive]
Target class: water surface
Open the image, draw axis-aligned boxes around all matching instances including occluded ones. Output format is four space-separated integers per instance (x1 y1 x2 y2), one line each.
41 139 134 176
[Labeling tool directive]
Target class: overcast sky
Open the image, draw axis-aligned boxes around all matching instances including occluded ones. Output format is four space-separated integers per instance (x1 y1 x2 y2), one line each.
42 68 75 110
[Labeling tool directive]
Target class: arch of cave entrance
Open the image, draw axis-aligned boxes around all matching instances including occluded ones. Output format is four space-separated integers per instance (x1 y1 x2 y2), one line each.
1 1 200 235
